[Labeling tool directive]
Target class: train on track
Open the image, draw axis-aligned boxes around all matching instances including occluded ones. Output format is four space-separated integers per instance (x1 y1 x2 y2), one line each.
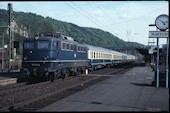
21 32 137 82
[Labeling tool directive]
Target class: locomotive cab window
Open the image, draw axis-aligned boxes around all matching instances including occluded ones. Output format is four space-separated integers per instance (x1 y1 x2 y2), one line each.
37 41 50 49
24 41 34 49
52 42 57 49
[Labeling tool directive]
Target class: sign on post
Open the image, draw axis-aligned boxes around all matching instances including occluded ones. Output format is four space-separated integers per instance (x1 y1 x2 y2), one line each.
149 31 169 38
149 46 157 54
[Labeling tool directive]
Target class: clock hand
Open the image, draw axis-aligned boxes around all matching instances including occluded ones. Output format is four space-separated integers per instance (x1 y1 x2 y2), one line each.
158 19 166 25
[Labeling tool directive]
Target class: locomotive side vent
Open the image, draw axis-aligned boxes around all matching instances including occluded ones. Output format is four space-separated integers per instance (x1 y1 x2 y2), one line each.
90 101 102 105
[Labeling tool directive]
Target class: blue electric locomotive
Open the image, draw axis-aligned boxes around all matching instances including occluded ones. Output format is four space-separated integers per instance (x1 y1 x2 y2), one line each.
21 32 88 82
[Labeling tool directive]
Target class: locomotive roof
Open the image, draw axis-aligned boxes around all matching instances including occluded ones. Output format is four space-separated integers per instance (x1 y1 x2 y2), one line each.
24 35 86 46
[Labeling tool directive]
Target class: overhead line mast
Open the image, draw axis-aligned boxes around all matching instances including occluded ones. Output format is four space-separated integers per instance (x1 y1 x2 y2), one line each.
7 3 14 70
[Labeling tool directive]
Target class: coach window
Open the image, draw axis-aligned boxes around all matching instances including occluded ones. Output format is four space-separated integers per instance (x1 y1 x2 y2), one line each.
118 56 121 59
116 55 118 59
94 52 95 58
91 52 93 58
114 55 116 59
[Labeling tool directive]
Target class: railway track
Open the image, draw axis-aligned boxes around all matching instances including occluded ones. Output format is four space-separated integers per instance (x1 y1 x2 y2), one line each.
0 63 134 112
13 76 110 112
0 76 97 111
0 82 27 92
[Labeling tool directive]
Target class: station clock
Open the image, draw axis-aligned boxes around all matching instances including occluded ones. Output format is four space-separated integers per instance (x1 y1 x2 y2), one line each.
155 14 169 31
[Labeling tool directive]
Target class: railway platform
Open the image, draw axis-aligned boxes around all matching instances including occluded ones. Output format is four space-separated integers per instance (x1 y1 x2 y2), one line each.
0 70 20 85
39 66 169 112
0 76 17 85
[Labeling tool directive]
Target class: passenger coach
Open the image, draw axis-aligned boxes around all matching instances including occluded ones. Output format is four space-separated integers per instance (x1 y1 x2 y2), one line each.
85 44 136 71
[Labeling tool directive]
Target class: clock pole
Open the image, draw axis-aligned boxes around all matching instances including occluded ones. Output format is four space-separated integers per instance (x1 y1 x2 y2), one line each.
156 33 159 88
149 14 169 88
165 34 169 88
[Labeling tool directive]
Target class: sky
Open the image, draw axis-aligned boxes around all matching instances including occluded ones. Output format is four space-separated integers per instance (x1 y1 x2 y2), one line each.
0 1 169 46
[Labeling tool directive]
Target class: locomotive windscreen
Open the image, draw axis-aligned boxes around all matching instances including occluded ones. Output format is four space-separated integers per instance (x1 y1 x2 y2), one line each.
24 41 50 49
24 41 34 49
37 41 50 49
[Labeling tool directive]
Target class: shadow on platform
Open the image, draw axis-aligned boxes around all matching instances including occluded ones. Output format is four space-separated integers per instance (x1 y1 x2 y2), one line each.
131 83 153 87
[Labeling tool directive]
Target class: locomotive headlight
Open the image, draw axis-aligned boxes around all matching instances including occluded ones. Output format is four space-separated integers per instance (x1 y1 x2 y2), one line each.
43 56 49 60
44 68 47 71
24 57 27 60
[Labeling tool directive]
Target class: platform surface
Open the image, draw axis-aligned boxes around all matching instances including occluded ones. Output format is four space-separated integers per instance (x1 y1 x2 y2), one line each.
0 76 17 85
39 67 169 112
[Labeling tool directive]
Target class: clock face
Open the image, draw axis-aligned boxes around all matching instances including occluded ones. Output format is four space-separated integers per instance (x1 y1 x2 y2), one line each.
155 14 169 31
